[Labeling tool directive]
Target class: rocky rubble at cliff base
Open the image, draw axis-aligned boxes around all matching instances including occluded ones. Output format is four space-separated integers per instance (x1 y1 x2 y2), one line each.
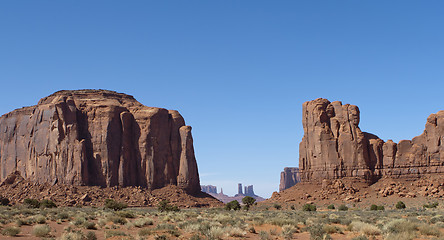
267 176 443 207
0 171 222 208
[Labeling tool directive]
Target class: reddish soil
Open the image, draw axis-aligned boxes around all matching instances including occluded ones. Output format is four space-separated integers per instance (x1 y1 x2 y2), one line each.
265 176 444 209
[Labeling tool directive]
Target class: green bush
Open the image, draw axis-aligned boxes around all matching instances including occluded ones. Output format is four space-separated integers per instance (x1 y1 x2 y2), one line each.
338 204 348 211
395 201 406 209
242 196 256 211
116 210 135 218
327 204 335 209
157 200 180 212
302 203 317 211
370 204 384 210
104 199 127 211
423 202 438 209
40 199 57 208
290 205 295 210
1 226 20 236
24 198 40 208
0 197 10 206
273 203 282 210
225 200 241 211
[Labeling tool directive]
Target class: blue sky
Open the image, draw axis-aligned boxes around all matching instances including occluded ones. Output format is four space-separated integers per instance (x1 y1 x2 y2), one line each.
1 1 443 198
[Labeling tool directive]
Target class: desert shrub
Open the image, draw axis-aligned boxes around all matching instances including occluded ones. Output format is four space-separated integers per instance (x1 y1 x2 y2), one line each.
33 214 47 224
104 230 127 238
338 204 348 211
155 235 168 240
370 204 378 210
323 225 341 234
377 205 385 210
133 217 154 227
418 223 441 237
202 226 225 239
168 228 181 237
138 228 152 236
24 198 40 208
40 199 57 208
1 226 20 236
85 231 97 240
225 200 241 211
259 230 271 240
83 221 97 230
0 197 10 206
57 212 70 220
384 219 417 234
15 218 33 226
351 235 368 240
302 203 317 212
327 204 335 210
104 199 127 211
157 200 179 212
307 224 330 240
430 215 444 224
190 234 202 240
107 215 127 225
273 203 282 210
350 221 381 236
385 232 417 240
281 224 296 239
423 202 438 209
242 196 256 211
395 201 406 209
290 205 295 210
32 224 51 237
60 231 84 240
116 210 136 218
226 226 246 237
72 216 86 226
155 223 176 231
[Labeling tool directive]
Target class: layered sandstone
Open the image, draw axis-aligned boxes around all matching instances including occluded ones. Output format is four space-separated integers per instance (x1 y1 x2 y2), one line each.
279 167 300 191
299 98 443 182
0 90 200 193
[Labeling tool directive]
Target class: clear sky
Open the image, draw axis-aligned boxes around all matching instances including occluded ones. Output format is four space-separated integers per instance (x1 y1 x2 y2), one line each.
1 1 443 198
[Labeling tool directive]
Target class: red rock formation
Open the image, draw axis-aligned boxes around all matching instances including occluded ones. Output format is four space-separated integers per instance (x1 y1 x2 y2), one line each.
299 98 443 182
0 90 201 193
279 167 300 191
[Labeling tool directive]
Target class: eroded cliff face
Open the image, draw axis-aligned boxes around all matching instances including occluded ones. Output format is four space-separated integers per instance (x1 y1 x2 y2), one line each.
0 90 200 193
299 98 443 182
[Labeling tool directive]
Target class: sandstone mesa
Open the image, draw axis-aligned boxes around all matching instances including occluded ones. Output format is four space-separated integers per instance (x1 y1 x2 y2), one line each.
0 90 200 194
299 98 443 182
